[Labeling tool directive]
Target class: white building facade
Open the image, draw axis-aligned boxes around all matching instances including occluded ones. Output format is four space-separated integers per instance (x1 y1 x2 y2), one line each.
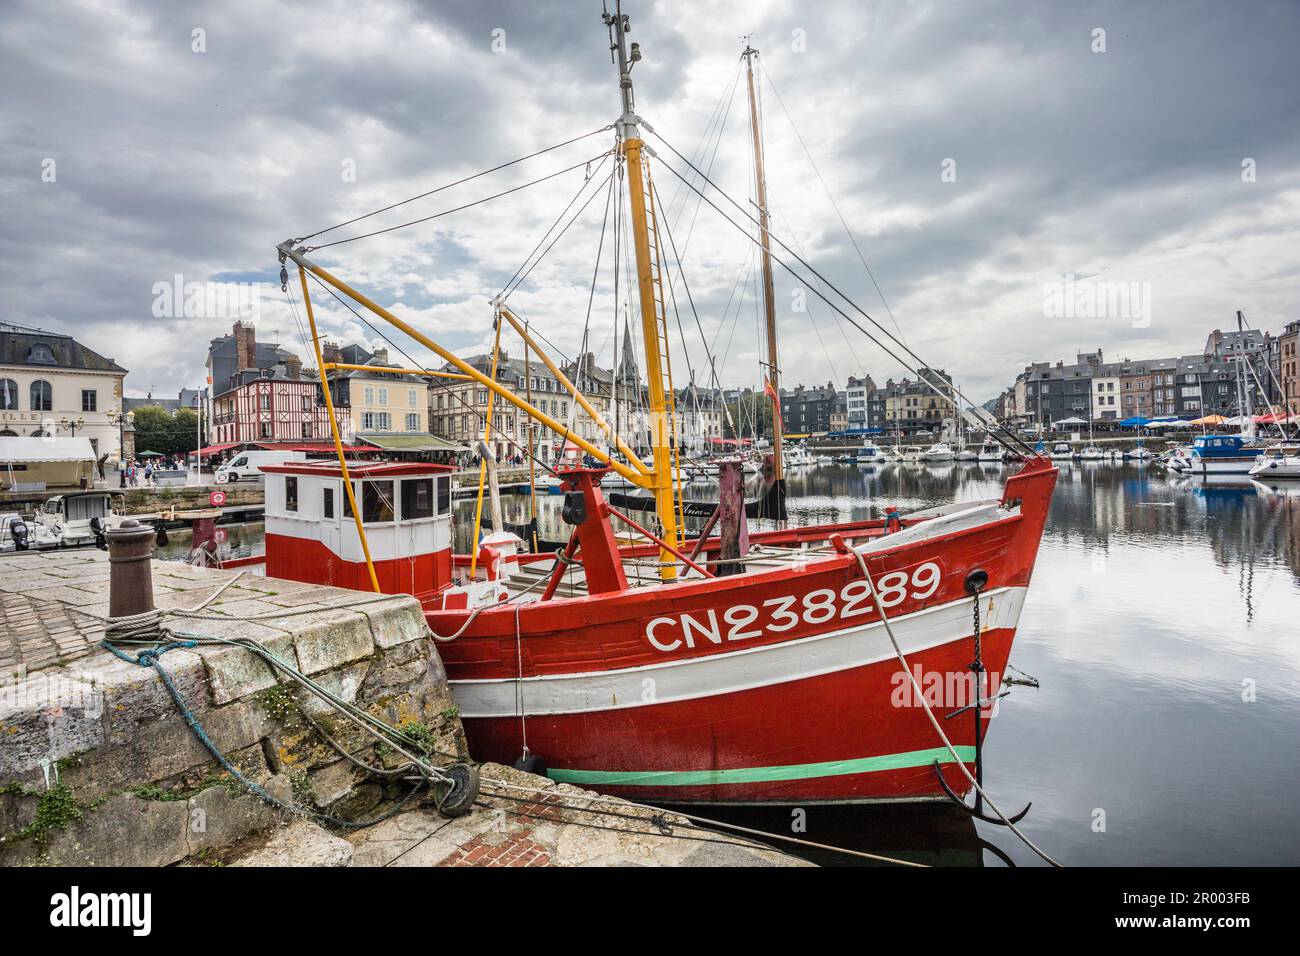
0 323 128 464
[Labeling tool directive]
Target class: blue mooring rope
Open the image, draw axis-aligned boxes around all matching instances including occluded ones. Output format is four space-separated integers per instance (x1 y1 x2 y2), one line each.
101 638 428 830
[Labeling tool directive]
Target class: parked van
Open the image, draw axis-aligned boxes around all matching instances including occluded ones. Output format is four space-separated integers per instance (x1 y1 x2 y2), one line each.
215 450 308 483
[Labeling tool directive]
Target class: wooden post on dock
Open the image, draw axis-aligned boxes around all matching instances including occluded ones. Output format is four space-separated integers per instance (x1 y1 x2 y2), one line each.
716 459 749 576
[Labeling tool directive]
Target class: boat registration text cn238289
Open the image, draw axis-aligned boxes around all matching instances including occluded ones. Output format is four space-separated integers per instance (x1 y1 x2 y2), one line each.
644 562 942 653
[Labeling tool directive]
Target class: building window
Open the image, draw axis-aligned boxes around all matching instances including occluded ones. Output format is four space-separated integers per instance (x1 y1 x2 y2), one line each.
260 421 272 438
406 413 419 431
26 343 55 364
302 421 312 439
362 411 391 430
401 478 434 519
378 387 388 405
364 386 374 404
81 389 97 412
0 379 17 410
285 476 298 513
30 380 52 411
260 394 270 410
408 389 417 406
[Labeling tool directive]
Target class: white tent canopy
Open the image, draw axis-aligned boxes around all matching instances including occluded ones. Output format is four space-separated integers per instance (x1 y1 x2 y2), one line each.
0 436 96 464
1052 416 1087 426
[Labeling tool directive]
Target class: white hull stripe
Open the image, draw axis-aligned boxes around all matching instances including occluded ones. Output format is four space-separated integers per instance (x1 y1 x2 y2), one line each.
451 586 1027 718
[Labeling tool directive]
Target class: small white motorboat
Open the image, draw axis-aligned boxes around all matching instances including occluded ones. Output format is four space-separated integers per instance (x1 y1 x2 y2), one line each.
1050 442 1075 460
856 440 886 465
1127 441 1153 462
920 441 955 462
1248 444 1300 480
1079 444 1105 461
977 439 1004 462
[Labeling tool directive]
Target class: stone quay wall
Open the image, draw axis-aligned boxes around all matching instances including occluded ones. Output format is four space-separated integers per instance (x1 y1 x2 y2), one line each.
0 550 464 866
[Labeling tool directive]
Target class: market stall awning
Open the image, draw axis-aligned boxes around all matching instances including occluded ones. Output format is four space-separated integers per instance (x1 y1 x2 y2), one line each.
1190 414 1226 426
1119 416 1151 427
356 432 465 453
0 436 96 464
255 442 370 454
1052 416 1087 426
193 442 245 457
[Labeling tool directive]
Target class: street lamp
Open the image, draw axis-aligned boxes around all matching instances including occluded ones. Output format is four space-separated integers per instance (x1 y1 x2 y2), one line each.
106 409 134 488
58 416 85 436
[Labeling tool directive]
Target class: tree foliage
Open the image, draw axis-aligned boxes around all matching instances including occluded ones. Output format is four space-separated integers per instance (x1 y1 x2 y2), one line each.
130 406 200 457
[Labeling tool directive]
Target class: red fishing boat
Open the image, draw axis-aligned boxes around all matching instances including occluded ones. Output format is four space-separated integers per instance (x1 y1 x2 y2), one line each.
265 2 1057 807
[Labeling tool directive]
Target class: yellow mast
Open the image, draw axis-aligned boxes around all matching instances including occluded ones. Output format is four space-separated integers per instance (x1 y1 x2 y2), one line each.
605 1 680 579
468 318 503 576
743 44 783 481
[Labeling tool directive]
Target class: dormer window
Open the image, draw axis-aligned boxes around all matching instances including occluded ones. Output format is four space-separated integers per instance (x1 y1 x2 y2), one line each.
27 342 55 364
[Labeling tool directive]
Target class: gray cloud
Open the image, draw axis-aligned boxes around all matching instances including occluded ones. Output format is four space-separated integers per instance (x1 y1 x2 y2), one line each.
1 0 1297 403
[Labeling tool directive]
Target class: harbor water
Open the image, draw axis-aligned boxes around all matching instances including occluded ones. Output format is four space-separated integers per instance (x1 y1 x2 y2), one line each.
161 460 1300 865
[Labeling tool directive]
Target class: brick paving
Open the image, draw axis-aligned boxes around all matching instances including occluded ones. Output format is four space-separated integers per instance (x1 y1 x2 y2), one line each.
0 591 104 678
438 830 554 867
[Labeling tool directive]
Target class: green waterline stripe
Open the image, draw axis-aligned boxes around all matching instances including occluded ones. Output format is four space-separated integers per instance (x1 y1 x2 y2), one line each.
546 746 978 787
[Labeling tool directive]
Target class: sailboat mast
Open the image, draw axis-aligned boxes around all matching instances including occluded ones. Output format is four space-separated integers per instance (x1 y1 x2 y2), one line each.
743 44 783 481
605 2 681 577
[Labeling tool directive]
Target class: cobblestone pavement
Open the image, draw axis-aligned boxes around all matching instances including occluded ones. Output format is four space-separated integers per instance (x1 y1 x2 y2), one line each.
0 591 104 677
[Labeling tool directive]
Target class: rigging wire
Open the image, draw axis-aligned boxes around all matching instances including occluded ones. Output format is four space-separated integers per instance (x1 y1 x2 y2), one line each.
309 151 613 251
496 150 616 301
297 125 614 242
649 132 1035 456
760 62 910 350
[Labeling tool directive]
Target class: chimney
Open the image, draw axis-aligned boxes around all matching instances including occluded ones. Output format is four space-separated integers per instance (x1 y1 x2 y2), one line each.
285 354 302 379
371 347 389 367
234 321 256 371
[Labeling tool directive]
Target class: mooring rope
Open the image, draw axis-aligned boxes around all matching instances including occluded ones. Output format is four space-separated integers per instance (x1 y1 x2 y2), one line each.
848 548 1062 867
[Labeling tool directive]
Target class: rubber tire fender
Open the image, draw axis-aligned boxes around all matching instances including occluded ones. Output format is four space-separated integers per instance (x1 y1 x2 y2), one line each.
438 763 480 818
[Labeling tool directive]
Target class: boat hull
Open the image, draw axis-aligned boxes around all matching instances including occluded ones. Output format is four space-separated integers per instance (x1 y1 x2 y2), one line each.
431 460 1058 804
454 591 1022 804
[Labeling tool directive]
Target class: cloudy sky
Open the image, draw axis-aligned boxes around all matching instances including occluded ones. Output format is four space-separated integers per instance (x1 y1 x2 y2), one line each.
2 0 1297 404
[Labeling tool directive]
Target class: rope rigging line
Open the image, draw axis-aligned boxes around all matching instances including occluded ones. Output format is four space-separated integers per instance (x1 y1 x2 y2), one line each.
759 60 911 351
658 60 743 232
647 140 1035 458
308 150 614 251
297 125 614 242
652 172 737 437
496 149 616 301
848 547 1061 867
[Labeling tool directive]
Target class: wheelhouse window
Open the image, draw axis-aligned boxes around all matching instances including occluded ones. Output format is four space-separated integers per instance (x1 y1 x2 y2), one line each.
345 479 395 523
436 475 451 515
284 476 298 512
401 478 434 519
323 486 334 519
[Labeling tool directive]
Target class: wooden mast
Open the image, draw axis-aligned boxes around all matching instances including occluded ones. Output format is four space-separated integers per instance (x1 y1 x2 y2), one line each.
605 1 680 579
743 43 783 481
